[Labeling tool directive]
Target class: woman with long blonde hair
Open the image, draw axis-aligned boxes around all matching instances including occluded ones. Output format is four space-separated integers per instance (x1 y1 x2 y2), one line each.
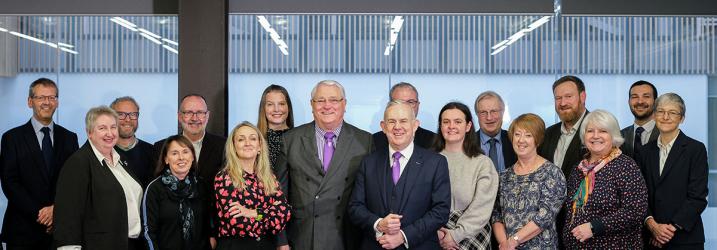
213 121 291 250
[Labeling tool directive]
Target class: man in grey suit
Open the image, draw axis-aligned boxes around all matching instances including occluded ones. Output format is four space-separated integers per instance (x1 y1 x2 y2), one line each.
620 80 659 158
276 80 373 250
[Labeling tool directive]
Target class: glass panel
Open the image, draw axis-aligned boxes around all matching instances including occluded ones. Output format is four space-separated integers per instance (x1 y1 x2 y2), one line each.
0 15 179 230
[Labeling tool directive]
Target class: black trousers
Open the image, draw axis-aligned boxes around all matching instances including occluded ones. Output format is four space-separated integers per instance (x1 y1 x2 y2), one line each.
217 236 275 250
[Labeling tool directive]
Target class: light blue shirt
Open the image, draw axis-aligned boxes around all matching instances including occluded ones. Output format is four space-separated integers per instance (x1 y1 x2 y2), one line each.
479 129 505 172
30 117 54 149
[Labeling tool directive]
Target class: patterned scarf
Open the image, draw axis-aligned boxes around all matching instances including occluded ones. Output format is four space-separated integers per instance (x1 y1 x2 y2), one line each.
570 147 621 224
161 168 198 250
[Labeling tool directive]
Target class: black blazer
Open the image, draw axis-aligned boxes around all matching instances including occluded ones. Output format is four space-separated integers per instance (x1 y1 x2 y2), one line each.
0 120 78 245
349 146 451 250
373 126 436 153
116 138 155 187
54 142 142 249
637 131 708 246
538 111 589 178
619 124 660 159
154 132 226 184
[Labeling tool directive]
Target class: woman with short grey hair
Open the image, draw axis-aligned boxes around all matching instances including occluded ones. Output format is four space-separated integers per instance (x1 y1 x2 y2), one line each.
562 109 648 249
639 93 708 249
54 106 145 250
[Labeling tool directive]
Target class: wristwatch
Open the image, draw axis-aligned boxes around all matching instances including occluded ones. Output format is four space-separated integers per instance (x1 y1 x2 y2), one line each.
511 234 520 243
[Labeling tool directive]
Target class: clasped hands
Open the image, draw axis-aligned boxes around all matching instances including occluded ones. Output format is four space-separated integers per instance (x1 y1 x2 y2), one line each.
376 213 404 249
436 228 459 250
646 218 677 248
37 205 53 233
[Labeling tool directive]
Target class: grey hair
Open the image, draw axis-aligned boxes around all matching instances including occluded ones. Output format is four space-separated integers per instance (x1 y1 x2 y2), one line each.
655 93 686 117
390 82 419 100
579 109 625 147
311 80 346 99
85 106 118 133
384 100 416 119
110 96 140 111
474 90 505 112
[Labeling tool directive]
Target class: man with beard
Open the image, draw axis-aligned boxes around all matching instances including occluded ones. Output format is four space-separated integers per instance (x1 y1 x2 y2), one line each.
1 78 79 249
619 80 659 159
538 75 589 178
154 94 225 185
110 96 155 187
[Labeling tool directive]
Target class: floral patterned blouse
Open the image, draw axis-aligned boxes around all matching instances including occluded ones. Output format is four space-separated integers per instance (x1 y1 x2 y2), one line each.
491 161 566 249
562 154 647 249
214 170 291 239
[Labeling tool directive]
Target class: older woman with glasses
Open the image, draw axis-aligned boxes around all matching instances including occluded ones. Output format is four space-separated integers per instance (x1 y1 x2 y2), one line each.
562 110 648 249
637 93 708 249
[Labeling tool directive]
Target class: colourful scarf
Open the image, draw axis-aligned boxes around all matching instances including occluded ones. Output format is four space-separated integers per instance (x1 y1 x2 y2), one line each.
570 148 621 224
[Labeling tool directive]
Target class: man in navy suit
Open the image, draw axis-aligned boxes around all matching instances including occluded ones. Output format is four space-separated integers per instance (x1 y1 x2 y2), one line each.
0 78 79 250
349 100 450 250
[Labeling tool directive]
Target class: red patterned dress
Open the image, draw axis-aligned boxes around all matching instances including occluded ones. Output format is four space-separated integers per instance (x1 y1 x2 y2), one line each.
214 170 291 240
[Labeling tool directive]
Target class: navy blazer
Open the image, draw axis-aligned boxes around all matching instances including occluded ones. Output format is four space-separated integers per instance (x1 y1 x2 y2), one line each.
0 120 78 245
637 131 708 246
477 129 518 170
348 145 451 250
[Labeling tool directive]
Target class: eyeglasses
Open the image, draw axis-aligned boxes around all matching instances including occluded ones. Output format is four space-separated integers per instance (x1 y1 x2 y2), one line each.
395 99 419 106
478 109 503 117
117 112 139 120
656 109 682 119
31 95 58 102
181 110 209 119
312 98 344 106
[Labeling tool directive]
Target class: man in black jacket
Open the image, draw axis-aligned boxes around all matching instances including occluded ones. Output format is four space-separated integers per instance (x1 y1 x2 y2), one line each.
538 75 589 178
0 78 79 250
111 96 155 187
373 82 436 152
154 94 225 185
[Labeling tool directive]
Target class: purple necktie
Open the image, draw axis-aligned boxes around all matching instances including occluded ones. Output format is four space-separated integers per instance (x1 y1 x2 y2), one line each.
322 132 336 173
392 151 402 184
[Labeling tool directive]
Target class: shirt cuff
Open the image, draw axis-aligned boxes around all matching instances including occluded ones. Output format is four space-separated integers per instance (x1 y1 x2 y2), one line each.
644 216 654 225
58 246 82 250
373 218 383 238
400 230 409 249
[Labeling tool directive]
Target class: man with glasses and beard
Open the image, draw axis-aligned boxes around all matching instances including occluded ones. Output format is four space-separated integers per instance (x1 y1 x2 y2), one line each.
110 96 155 187
154 94 226 185
619 81 659 159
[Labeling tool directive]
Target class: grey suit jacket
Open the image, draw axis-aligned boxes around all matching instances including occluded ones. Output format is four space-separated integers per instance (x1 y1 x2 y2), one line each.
276 121 373 250
620 124 660 159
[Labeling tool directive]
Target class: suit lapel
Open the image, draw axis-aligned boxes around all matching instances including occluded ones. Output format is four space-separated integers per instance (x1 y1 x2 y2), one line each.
624 125 635 155
21 121 51 182
375 150 390 212
398 148 423 212
649 128 660 142
198 134 214 165
658 132 686 183
300 124 324 175
323 124 355 181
